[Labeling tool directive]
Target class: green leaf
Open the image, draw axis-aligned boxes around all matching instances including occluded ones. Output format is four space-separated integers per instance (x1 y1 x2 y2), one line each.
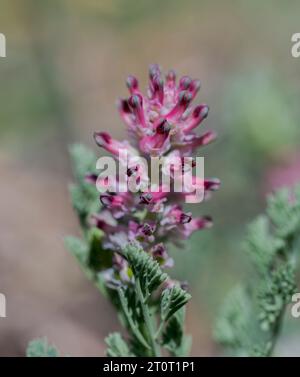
105 332 132 357
117 287 151 350
257 263 297 332
26 338 60 357
162 308 191 357
69 184 99 226
245 215 284 274
267 187 300 239
161 285 191 322
214 285 257 355
215 186 300 357
69 144 100 227
69 144 97 181
123 243 168 296
87 228 112 271
65 236 88 265
65 229 112 273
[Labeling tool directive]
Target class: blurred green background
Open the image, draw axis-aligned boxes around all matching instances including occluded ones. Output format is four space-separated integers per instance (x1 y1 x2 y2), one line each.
0 0 299 356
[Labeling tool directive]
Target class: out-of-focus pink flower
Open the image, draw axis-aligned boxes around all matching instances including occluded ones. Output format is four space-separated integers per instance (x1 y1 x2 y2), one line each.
263 151 300 198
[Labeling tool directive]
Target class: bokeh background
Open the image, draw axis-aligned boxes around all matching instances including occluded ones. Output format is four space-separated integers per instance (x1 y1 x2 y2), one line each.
0 0 300 356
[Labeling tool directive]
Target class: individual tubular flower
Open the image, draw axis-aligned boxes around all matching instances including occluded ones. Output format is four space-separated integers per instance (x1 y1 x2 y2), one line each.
87 65 220 287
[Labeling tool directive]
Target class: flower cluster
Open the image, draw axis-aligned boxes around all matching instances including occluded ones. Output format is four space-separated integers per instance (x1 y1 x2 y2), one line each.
87 65 220 287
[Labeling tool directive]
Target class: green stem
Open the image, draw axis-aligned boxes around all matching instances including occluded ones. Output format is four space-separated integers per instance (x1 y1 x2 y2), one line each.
136 278 161 357
155 322 164 340
266 308 285 357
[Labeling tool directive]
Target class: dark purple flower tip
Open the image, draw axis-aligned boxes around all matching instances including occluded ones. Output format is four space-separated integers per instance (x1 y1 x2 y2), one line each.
180 281 189 291
179 76 192 90
128 94 143 109
178 91 193 106
151 243 165 257
201 215 213 226
204 178 221 191
127 166 138 177
84 173 98 184
126 75 139 93
93 131 111 147
118 98 131 114
139 192 153 204
142 223 155 236
100 194 113 206
180 212 192 224
149 64 161 81
153 75 164 89
193 104 209 119
180 157 196 173
156 119 171 135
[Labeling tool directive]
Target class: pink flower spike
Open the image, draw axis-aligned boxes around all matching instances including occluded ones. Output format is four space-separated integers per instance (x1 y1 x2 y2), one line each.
89 65 220 287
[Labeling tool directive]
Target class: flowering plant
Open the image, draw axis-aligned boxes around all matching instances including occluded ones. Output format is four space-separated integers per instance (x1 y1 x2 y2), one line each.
64 65 219 356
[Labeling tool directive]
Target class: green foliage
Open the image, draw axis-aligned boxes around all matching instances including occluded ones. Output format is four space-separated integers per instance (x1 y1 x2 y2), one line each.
161 286 191 322
65 235 88 265
162 308 192 357
215 186 300 356
69 144 99 227
87 228 112 271
245 216 284 274
26 338 60 357
117 244 192 357
105 333 132 357
258 263 296 332
117 286 151 350
267 186 300 239
224 73 299 159
123 243 168 296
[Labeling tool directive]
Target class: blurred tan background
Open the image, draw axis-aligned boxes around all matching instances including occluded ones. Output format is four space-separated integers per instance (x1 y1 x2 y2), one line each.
0 0 300 356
